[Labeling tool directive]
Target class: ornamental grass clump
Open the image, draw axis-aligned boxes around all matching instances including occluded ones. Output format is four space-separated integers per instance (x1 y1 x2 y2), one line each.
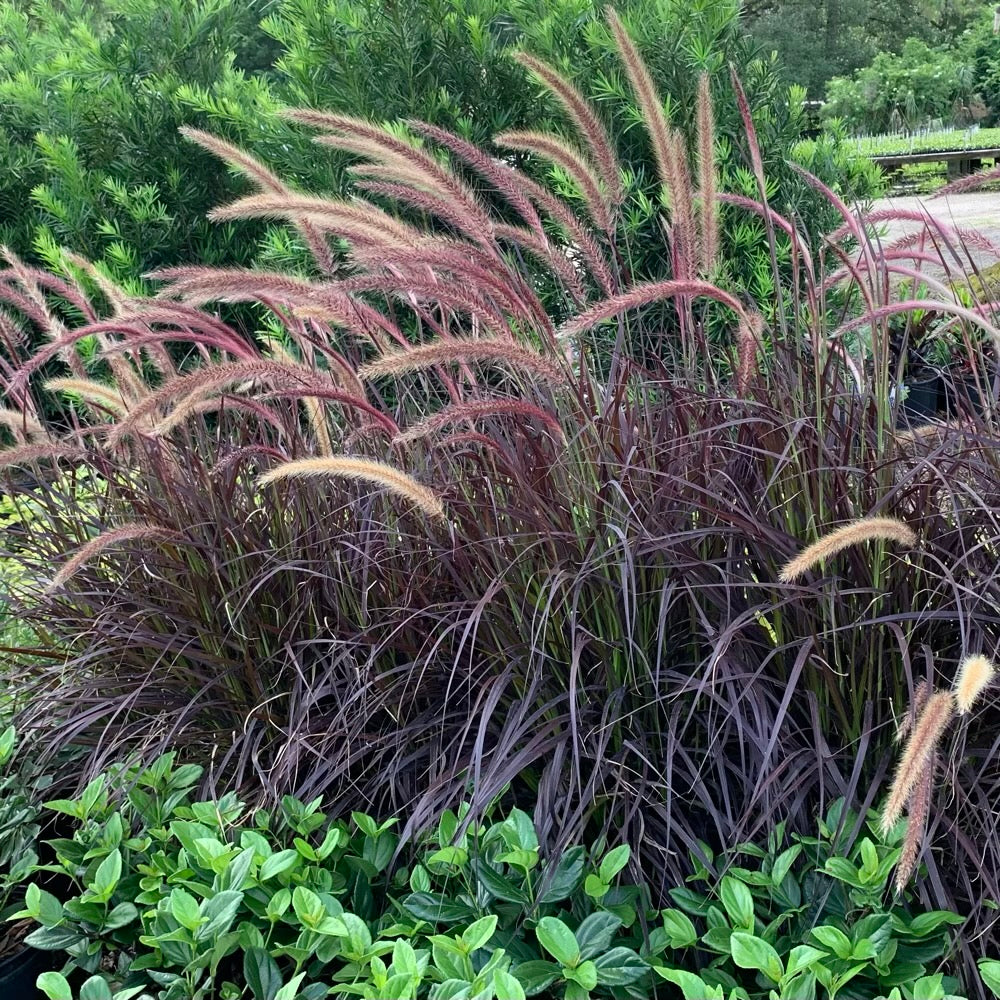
3 5 1000 970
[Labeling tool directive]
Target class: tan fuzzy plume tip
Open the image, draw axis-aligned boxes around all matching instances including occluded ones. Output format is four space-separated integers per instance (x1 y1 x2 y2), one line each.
894 753 935 894
258 456 446 521
46 524 176 594
779 516 917 583
881 690 954 836
954 654 995 715
358 339 565 385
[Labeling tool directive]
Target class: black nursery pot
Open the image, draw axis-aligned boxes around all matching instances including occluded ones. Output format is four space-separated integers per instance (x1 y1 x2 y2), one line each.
940 367 998 419
895 371 942 427
0 944 54 999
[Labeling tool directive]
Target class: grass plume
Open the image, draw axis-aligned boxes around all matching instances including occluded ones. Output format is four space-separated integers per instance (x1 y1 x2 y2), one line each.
494 130 612 233
696 73 718 275
779 517 917 582
358 339 566 385
394 399 565 446
514 52 623 207
257 456 446 521
605 7 671 212
881 690 955 836
895 754 936 893
954 654 994 715
46 524 176 594
44 377 132 417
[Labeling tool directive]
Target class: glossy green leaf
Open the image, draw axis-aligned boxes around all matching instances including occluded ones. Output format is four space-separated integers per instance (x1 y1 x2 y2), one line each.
535 916 580 967
730 931 783 982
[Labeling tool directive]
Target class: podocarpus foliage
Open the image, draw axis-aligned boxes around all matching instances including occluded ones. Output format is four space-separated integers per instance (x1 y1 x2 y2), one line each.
0 0 876 299
3 6 1000 984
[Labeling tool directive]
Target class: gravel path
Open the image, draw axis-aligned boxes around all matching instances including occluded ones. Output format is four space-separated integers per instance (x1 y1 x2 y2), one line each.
869 191 1000 271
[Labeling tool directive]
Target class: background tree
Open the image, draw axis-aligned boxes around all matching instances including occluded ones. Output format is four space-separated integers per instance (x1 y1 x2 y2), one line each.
746 0 989 97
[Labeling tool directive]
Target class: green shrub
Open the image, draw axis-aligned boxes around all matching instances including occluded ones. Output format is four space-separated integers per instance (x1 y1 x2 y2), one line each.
0 726 44 890
11 753 981 1000
0 0 869 296
823 39 976 134
0 0 283 289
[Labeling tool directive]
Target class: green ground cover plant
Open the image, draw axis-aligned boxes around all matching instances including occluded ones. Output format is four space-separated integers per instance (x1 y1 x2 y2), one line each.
6 752 982 1000
4 5 1000 995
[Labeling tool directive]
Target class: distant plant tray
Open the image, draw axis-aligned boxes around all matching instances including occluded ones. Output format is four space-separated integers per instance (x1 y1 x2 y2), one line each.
849 127 1000 158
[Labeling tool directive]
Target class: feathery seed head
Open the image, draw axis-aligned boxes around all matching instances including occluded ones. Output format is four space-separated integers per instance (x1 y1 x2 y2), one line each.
881 690 955 836
513 52 623 207
257 456 446 521
358 339 565 385
894 755 935 894
394 399 565 447
954 654 995 714
46 524 177 593
779 517 917 583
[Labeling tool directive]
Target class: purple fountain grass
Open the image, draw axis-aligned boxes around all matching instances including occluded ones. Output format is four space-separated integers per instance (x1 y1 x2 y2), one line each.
257 455 446 521
735 311 765 397
881 690 955 836
62 251 129 317
492 224 589 305
931 162 1000 199
514 52 624 208
350 177 498 249
954 654 995 715
342 274 519 342
105 360 337 446
895 752 936 893
664 129 698 281
830 298 1000 349
696 74 718 276
286 110 495 246
558 278 749 340
151 267 410 351
831 208 1000 264
0 442 85 470
728 68 766 197
717 195 814 270
408 120 547 238
44 377 134 418
45 523 179 594
605 8 672 209
431 430 509 456
358 339 566 386
7 316 253 401
151 266 328 304
208 193 421 248
788 161 868 250
494 129 614 234
514 172 618 295
152 394 294 442
394 398 565 446
180 127 288 194
0 408 45 443
8 30 1000 966
180 127 336 274
258 387 399 437
897 678 932 743
779 517 917 583
350 238 556 341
